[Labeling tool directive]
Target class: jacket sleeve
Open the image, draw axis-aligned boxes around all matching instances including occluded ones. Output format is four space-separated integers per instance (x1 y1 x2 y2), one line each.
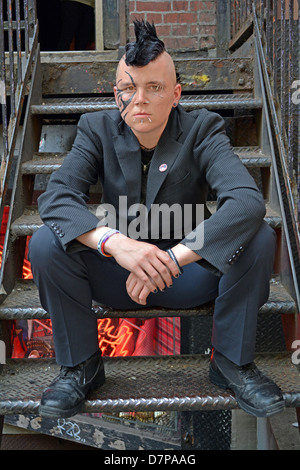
181 110 266 276
37 114 103 251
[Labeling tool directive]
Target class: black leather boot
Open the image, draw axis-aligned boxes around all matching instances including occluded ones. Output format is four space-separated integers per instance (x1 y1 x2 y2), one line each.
209 350 284 417
39 350 105 418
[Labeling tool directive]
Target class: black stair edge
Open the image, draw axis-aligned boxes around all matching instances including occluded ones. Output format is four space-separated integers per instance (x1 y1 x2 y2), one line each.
31 94 262 114
0 353 299 415
0 277 295 320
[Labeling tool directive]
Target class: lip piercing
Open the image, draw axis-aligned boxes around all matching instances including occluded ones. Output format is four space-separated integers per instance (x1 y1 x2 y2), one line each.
148 117 152 122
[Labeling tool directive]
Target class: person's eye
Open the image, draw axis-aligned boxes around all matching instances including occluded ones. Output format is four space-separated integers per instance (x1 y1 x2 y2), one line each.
149 84 162 92
123 86 136 93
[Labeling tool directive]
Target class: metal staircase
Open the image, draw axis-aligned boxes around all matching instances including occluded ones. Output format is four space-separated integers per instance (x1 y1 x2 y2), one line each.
0 0 299 450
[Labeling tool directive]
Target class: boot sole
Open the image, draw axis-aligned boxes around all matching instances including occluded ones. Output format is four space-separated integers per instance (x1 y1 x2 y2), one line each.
39 375 106 419
39 401 84 419
209 366 285 418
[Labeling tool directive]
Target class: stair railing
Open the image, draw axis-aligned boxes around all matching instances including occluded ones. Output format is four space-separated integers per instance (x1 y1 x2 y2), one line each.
231 1 300 310
0 0 39 292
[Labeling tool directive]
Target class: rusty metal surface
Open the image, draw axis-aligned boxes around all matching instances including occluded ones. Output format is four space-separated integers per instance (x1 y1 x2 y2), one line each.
41 58 254 95
31 94 262 115
0 276 295 321
0 353 299 415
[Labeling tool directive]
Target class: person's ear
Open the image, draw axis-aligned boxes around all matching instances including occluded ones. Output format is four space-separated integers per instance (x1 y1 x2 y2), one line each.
173 82 182 105
113 86 119 108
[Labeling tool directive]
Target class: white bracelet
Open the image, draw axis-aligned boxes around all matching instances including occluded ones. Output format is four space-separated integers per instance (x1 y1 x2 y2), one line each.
97 229 120 257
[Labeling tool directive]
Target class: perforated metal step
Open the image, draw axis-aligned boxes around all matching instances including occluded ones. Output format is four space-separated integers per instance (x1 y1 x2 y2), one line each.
0 353 299 415
21 147 271 175
0 277 295 321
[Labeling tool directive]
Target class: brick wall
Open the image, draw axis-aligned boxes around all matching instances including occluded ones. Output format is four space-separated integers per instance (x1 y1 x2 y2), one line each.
128 1 217 56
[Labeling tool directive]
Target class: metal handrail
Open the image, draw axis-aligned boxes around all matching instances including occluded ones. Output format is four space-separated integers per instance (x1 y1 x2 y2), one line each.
253 12 300 312
231 1 299 228
231 1 299 309
0 0 38 290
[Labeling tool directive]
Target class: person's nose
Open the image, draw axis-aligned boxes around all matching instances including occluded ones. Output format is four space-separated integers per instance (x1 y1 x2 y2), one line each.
134 87 149 105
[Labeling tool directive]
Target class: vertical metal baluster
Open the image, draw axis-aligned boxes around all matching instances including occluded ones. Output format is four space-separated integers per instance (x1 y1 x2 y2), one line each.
7 0 15 118
15 0 22 86
287 0 293 180
295 3 300 223
261 0 265 33
280 0 286 137
0 0 8 163
241 0 244 25
24 0 29 58
266 0 272 63
273 0 278 98
28 0 37 42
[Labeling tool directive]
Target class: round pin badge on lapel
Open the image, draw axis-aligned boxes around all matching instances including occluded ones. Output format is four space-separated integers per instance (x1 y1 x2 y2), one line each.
159 163 168 172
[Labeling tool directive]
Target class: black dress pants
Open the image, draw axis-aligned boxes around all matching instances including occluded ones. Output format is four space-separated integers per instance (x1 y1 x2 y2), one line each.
29 221 276 367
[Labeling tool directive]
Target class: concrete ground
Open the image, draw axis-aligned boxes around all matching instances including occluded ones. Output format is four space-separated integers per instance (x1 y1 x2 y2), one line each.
268 408 300 450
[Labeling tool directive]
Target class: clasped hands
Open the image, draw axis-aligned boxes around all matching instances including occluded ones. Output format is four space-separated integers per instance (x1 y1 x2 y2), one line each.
77 227 200 306
104 234 181 305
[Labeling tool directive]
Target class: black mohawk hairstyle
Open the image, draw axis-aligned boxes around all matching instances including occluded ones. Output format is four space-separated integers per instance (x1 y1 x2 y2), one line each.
125 19 165 66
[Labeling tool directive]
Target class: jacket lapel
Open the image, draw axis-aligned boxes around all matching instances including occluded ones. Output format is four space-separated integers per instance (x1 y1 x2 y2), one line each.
113 107 185 210
146 109 184 210
113 123 141 206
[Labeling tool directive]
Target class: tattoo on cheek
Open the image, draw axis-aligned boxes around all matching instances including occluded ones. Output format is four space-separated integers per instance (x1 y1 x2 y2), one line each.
116 72 136 119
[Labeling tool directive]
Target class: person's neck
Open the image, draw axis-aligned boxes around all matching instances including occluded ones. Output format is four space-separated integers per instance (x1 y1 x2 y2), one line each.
133 128 165 151
140 142 156 151
137 135 159 151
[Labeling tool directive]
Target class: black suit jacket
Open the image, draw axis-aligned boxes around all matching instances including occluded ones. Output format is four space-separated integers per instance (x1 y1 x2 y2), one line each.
38 105 266 276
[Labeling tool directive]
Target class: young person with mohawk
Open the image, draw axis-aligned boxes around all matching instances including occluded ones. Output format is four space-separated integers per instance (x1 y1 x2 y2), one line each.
29 20 284 419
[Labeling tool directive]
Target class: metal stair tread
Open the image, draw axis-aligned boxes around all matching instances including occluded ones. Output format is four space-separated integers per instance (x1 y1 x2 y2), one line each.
31 93 262 114
0 277 295 320
0 353 299 415
10 203 283 238
21 147 271 174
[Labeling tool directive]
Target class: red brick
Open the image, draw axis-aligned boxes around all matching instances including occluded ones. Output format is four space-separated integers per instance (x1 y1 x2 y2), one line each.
164 36 198 50
145 13 163 24
197 24 216 35
198 11 216 24
172 24 188 36
172 1 188 11
163 12 196 24
190 1 216 11
135 1 171 12
155 24 172 37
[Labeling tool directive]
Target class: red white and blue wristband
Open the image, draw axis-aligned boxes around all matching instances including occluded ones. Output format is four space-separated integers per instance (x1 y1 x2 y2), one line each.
97 229 120 257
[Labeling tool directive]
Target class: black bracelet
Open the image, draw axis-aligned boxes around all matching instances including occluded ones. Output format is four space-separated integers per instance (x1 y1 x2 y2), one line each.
167 249 183 275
